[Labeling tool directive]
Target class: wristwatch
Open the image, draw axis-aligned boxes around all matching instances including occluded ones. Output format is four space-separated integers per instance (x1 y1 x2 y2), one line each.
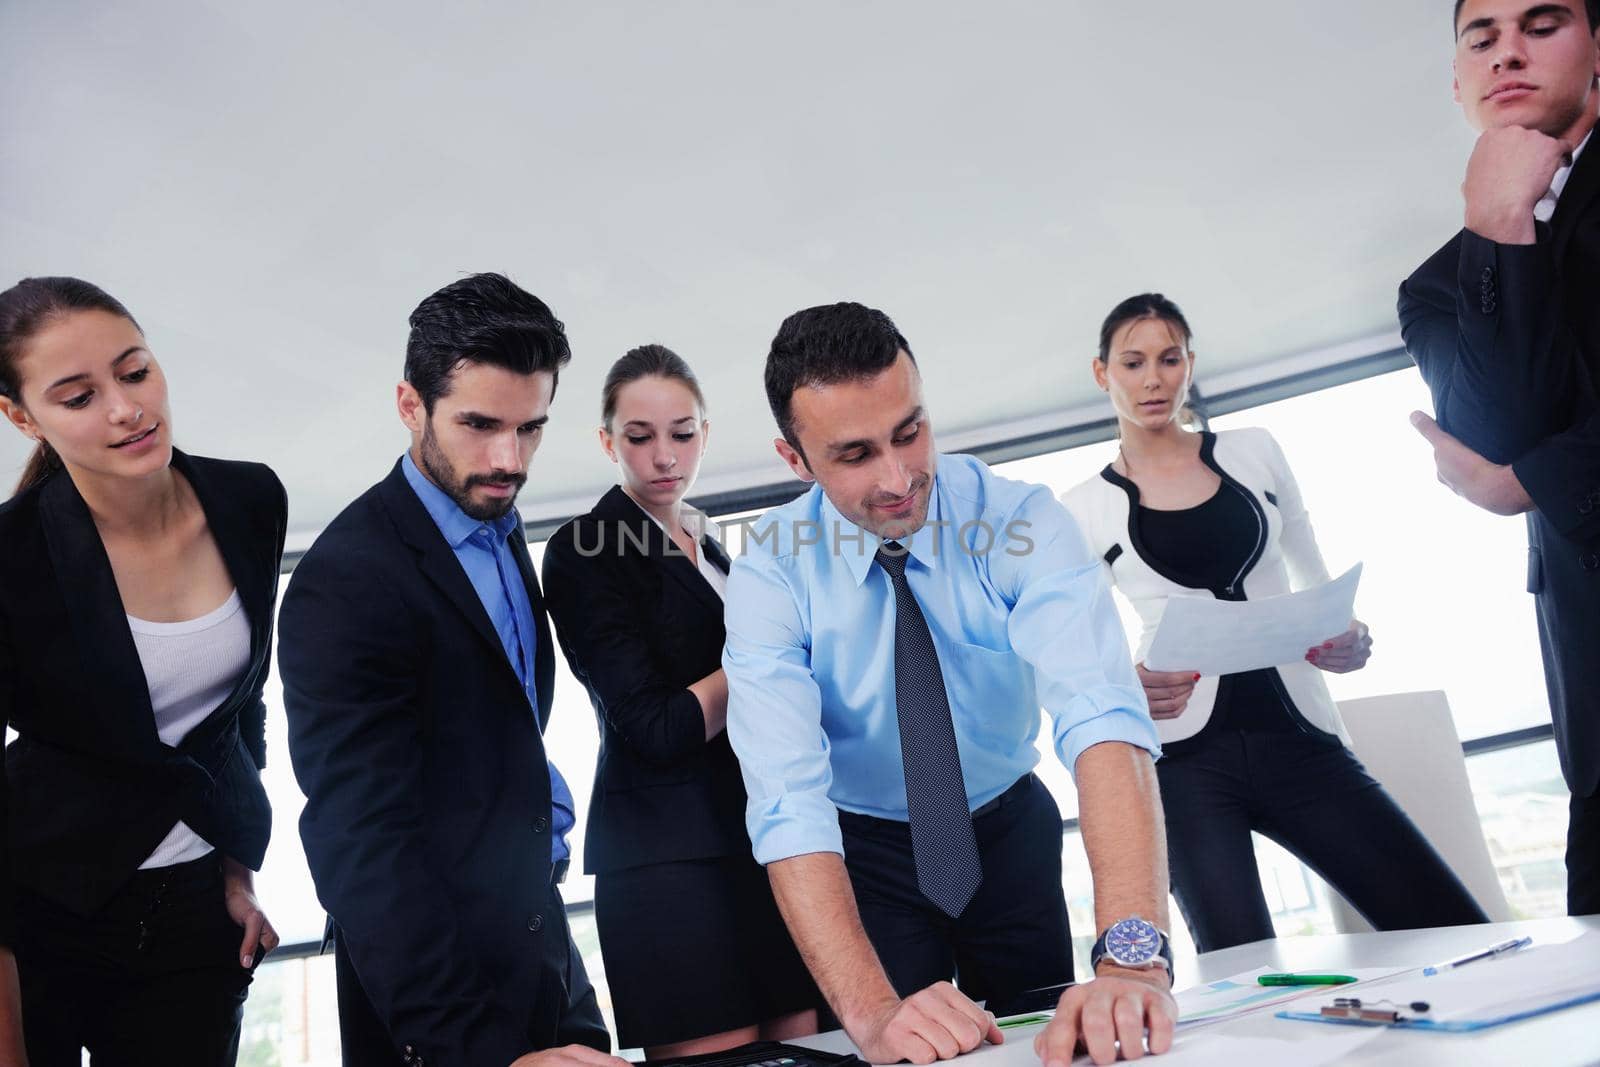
1091 916 1174 982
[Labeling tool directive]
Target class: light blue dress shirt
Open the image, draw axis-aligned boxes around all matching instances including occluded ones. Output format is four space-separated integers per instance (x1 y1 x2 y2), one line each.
402 453 576 864
723 453 1159 865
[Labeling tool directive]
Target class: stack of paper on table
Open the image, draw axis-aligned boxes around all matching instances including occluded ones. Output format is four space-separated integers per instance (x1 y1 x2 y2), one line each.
1152 1027 1385 1066
1174 965 1399 1028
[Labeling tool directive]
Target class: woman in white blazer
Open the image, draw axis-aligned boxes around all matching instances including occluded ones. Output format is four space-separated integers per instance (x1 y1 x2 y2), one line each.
1061 293 1487 952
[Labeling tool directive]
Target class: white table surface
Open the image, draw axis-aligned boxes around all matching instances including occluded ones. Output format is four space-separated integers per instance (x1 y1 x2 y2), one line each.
801 916 1600 1066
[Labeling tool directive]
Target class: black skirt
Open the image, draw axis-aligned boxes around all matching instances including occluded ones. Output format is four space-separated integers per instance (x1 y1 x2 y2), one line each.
594 853 820 1049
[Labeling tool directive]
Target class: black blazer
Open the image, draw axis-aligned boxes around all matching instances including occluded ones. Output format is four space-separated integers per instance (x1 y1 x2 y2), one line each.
542 486 748 875
1399 139 1600 797
0 451 285 943
279 460 578 1067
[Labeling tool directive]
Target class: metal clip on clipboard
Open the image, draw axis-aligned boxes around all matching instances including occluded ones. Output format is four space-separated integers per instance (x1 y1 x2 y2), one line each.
1317 997 1432 1025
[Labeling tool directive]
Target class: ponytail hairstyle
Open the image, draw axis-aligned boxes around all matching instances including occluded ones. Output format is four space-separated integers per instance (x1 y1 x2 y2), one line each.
0 277 144 496
1097 292 1202 430
601 344 707 430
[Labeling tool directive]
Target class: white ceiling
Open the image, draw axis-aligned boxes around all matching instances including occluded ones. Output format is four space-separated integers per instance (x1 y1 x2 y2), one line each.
1 1 1473 537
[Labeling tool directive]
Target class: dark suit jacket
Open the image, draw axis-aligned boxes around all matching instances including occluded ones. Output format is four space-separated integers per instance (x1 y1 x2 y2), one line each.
279 459 585 1067
1399 138 1600 797
542 486 748 875
0 451 285 943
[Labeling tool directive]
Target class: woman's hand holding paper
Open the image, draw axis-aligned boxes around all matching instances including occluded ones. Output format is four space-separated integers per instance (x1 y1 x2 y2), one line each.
1137 662 1199 720
1306 620 1372 674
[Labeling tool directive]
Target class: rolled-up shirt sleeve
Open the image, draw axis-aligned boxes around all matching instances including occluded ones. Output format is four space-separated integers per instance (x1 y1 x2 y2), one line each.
723 550 843 864
993 487 1161 775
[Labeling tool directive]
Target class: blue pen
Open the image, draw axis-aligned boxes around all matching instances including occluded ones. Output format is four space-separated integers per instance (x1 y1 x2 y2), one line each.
1422 936 1532 976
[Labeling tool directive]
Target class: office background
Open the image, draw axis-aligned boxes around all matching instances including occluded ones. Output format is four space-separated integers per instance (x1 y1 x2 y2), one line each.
1 3 1566 1063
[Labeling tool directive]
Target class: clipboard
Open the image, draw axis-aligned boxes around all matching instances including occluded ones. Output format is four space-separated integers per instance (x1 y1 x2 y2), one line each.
1276 932 1600 1034
1276 984 1600 1032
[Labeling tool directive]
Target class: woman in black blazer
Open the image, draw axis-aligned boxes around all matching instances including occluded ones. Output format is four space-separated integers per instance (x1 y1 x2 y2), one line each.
543 345 818 1058
0 277 284 1065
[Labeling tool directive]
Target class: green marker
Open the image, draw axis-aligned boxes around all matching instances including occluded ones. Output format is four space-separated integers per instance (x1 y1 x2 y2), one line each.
996 1013 1055 1030
1257 973 1358 986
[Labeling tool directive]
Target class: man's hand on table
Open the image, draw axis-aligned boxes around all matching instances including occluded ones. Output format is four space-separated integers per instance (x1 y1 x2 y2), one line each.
846 981 1003 1065
510 1045 633 1067
1033 968 1176 1066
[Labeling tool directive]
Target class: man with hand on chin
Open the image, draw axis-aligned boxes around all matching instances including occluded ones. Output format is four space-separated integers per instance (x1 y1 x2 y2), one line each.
724 302 1175 1066
1398 0 1600 915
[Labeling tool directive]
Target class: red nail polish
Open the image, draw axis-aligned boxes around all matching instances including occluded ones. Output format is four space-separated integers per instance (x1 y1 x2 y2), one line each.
1192 673 1201 681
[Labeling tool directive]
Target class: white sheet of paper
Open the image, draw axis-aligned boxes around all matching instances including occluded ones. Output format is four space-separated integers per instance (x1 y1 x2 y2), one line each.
1174 965 1400 1027
1144 563 1362 675
1152 1028 1384 1066
1337 931 1600 1023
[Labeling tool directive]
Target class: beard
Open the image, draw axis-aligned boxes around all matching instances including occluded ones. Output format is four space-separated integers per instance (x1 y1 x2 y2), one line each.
419 418 525 521
856 472 932 541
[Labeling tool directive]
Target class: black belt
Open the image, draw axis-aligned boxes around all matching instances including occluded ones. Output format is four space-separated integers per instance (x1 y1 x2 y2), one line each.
971 773 1036 820
836 773 1036 830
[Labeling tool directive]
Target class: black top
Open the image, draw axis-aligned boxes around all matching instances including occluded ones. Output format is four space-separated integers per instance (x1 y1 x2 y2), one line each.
0 451 286 944
541 486 750 875
1136 480 1294 742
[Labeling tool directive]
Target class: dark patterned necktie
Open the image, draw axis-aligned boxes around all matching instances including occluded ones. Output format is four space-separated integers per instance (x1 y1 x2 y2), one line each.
877 542 984 917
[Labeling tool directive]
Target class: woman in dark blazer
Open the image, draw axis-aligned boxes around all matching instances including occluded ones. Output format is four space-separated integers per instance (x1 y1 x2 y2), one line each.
543 345 817 1058
0 277 284 1065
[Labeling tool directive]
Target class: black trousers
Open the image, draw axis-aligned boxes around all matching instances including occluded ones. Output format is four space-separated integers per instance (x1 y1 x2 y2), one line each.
1157 731 1490 953
1570 787 1600 916
333 887 609 1066
839 774 1073 1003
15 853 253 1067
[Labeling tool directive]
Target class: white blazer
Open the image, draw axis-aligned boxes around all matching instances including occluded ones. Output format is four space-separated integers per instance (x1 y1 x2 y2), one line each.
1060 427 1352 747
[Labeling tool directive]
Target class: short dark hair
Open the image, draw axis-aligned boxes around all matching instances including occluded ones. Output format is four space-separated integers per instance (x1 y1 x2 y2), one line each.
601 344 705 429
0 276 144 496
404 272 571 412
764 302 914 449
1097 293 1193 363
1454 0 1600 33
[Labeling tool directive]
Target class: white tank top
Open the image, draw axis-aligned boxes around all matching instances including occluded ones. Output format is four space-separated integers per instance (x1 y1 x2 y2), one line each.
127 589 251 869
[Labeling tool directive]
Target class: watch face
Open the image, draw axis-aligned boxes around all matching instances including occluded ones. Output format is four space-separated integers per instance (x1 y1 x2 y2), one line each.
1105 917 1161 966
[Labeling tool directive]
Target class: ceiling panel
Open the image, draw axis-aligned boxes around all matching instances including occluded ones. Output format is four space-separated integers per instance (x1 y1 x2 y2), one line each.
0 1 1474 534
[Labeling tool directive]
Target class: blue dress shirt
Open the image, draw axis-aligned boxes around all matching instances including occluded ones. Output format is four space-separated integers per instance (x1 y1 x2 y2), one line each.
402 454 576 863
723 453 1159 865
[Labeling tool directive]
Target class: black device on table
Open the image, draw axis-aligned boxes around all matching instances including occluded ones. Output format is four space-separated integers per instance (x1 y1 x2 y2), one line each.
642 1041 867 1067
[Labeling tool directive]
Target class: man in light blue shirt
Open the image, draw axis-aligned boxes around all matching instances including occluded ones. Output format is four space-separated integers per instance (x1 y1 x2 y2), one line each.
724 303 1178 1065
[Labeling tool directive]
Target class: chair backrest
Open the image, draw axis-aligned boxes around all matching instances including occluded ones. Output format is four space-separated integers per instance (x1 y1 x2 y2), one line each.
1328 690 1511 930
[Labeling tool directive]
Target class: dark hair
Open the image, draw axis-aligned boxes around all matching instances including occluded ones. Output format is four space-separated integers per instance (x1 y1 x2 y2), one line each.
1454 0 1600 32
404 272 572 412
601 344 706 430
1097 292 1193 363
764 302 915 450
0 276 144 496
